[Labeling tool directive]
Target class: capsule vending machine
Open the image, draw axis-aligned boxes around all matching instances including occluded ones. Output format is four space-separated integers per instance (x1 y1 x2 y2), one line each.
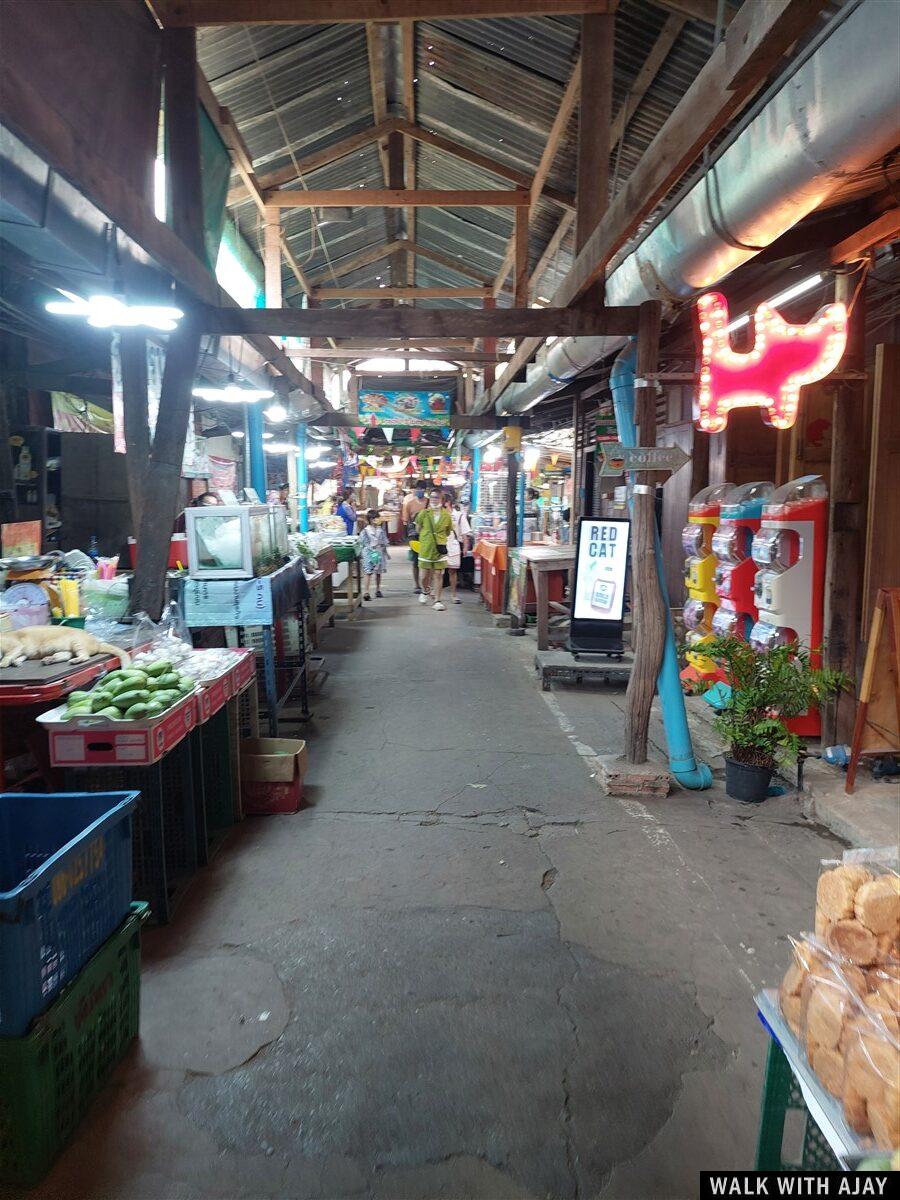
750 475 828 735
711 481 774 641
682 483 732 678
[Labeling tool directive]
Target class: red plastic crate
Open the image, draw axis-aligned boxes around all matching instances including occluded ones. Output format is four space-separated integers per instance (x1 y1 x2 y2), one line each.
37 694 197 767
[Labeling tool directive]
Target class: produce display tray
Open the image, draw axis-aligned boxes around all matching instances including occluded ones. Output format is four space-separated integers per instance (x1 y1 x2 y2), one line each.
37 692 197 767
756 988 869 1167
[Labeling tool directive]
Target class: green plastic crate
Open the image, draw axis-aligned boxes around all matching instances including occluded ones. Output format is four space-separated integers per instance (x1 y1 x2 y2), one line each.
0 902 147 1187
755 1038 842 1171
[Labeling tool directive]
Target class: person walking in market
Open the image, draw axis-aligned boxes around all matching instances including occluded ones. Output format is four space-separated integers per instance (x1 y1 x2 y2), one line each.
402 482 427 594
359 509 389 602
446 498 472 605
415 488 452 611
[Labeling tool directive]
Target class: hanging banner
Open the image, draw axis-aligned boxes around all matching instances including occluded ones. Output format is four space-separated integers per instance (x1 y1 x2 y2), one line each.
51 392 115 436
358 388 451 427
570 517 631 655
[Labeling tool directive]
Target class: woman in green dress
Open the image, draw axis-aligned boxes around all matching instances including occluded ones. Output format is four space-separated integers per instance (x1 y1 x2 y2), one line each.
415 489 452 611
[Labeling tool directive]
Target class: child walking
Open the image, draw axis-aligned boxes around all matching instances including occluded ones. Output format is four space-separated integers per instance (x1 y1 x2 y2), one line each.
360 509 389 601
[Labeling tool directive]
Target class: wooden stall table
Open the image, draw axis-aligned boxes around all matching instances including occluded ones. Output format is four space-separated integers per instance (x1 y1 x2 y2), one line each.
183 557 311 737
514 544 576 651
474 540 508 614
306 546 337 649
332 551 363 621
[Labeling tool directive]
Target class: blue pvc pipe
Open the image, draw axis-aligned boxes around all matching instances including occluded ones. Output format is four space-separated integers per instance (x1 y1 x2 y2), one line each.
609 343 712 790
296 423 309 533
247 403 266 500
516 455 526 545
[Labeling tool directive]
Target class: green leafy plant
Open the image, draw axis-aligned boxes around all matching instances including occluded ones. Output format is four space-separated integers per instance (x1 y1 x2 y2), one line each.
702 636 848 769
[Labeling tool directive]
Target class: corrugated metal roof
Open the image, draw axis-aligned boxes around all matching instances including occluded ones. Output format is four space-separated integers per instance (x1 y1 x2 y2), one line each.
195 3 785 309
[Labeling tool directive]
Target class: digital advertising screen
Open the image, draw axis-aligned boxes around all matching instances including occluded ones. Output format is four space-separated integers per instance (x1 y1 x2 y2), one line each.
570 518 630 652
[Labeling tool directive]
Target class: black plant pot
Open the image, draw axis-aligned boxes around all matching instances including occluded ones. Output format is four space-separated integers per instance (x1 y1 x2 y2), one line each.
725 756 773 803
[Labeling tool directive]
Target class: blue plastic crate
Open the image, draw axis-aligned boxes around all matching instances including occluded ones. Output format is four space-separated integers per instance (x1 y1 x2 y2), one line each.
0 791 137 1036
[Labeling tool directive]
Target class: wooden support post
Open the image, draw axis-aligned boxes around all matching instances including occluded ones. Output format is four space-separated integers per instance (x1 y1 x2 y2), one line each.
130 27 204 618
387 131 406 288
483 295 497 390
119 331 150 532
130 324 203 617
263 209 283 308
502 446 516 551
576 12 614 254
624 301 665 764
823 270 868 744
514 206 530 309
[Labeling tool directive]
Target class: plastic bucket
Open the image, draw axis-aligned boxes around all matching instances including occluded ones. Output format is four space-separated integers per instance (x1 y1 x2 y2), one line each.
725 757 773 803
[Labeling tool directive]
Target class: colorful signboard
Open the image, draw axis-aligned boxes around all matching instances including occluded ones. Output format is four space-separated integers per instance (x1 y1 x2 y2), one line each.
358 388 452 427
695 291 847 433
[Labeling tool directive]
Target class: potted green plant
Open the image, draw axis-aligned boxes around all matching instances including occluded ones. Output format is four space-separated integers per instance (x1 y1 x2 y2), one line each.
703 636 847 803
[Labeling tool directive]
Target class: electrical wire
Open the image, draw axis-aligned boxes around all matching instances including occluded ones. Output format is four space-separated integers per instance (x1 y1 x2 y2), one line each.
241 24 347 297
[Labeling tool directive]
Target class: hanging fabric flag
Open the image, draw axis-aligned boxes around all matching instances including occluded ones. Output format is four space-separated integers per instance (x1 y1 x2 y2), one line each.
441 427 451 441
392 454 402 467
383 427 394 443
410 427 421 442
352 426 366 438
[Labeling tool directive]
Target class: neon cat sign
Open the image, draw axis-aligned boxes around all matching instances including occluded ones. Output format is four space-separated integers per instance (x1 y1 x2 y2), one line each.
695 291 847 432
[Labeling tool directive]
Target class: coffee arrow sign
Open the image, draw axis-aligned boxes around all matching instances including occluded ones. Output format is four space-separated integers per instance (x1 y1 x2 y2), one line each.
598 441 691 476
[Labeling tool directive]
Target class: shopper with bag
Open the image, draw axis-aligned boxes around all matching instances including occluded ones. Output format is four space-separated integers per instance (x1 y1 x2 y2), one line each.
415 489 452 611
446 500 472 605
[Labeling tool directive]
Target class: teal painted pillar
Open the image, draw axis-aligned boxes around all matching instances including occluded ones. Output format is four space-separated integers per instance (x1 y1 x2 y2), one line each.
516 454 526 545
247 403 266 499
472 446 482 511
296 423 309 532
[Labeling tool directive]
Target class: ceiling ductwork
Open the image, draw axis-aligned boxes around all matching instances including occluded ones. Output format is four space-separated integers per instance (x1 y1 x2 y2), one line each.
492 0 900 416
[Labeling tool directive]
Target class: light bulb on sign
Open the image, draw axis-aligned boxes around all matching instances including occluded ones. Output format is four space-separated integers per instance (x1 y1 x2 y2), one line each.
694 291 847 433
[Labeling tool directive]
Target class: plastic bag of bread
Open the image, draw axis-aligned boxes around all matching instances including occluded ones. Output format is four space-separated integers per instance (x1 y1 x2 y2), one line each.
778 936 867 1034
816 857 899 962
841 991 900 1149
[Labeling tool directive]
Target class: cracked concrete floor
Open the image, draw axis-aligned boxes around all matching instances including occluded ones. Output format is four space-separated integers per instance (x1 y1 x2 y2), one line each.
23 578 846 1200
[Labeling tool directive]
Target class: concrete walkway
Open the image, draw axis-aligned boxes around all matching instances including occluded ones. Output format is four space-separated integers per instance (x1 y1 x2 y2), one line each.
27 577 847 1200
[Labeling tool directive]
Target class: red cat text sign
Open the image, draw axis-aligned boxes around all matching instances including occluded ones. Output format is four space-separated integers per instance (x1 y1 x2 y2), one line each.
695 292 847 433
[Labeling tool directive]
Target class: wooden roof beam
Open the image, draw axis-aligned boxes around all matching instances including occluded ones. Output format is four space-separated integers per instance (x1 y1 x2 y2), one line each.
265 188 531 208
194 305 641 340
153 2 618 26
311 286 491 299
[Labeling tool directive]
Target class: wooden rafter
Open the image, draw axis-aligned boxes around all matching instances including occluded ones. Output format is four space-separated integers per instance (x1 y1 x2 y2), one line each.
608 12 684 152
530 211 575 300
292 238 495 296
227 120 403 206
830 208 900 264
576 13 614 252
395 120 575 210
493 56 581 297
153 2 617 25
264 188 531 208
402 20 417 287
